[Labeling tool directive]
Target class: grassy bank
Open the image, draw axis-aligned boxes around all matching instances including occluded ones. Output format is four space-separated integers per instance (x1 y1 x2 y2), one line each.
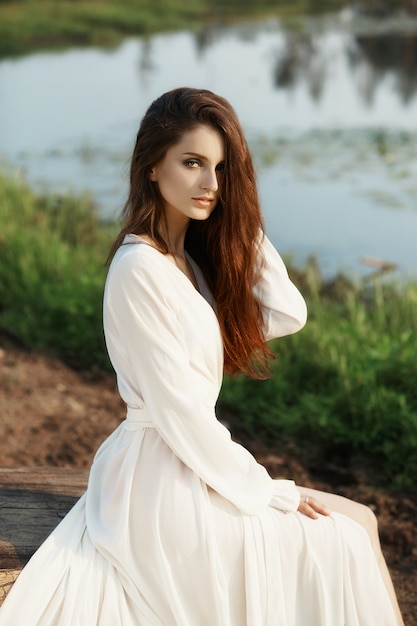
1 173 416 488
0 0 204 58
0 173 116 370
220 269 417 489
1 0 417 59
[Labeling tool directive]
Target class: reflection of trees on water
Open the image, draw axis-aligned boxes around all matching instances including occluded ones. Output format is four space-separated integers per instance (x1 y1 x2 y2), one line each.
349 33 417 104
137 39 155 91
193 27 218 57
273 29 417 106
273 34 328 101
134 21 417 108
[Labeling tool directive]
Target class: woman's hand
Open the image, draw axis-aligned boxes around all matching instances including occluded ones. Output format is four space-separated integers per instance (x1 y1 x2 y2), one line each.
298 494 331 520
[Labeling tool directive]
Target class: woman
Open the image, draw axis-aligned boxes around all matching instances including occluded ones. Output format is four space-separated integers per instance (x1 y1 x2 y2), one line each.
0 87 403 625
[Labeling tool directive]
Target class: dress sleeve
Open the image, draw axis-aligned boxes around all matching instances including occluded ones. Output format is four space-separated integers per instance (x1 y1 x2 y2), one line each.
105 251 300 516
254 233 307 341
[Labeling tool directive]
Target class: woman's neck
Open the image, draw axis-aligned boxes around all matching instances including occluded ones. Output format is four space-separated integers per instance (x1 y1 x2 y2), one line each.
163 217 190 259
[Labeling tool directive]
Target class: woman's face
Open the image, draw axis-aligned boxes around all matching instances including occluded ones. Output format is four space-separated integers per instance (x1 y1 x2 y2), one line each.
150 124 225 229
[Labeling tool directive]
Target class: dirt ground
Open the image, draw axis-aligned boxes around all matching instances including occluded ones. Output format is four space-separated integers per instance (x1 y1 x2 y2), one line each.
0 343 416 623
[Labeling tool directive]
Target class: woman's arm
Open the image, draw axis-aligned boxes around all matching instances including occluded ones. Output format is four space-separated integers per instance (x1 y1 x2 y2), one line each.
254 233 307 341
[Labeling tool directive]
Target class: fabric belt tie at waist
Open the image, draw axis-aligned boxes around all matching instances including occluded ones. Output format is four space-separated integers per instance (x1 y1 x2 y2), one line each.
124 406 155 430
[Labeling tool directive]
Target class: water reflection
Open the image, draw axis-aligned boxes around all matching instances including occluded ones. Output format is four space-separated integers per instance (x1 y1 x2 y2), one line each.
350 33 417 104
273 33 327 101
273 28 417 106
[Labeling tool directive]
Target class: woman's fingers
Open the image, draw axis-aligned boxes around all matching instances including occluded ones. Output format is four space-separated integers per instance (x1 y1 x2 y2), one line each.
298 495 332 519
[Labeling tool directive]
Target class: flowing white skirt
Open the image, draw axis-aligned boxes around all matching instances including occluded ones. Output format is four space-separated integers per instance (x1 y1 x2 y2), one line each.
0 421 397 625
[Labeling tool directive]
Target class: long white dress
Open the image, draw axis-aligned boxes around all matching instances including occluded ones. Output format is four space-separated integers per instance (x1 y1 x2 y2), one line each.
0 234 397 625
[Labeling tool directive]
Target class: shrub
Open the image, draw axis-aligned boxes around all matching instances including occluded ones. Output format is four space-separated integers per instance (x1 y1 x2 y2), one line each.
0 173 116 370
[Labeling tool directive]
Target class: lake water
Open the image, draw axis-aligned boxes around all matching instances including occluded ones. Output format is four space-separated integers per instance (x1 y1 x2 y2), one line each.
1 10 417 278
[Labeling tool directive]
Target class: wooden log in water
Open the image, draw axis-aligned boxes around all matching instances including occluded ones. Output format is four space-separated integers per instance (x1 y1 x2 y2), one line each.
0 467 88 607
360 255 397 272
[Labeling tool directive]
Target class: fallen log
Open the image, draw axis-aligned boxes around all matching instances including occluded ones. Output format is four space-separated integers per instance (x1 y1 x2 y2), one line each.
0 467 88 607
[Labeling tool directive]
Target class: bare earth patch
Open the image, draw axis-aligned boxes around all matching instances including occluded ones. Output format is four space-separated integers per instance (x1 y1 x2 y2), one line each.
0 343 416 623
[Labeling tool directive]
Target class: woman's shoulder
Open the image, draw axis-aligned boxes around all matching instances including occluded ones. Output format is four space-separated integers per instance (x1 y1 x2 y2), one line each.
111 234 164 268
106 234 171 289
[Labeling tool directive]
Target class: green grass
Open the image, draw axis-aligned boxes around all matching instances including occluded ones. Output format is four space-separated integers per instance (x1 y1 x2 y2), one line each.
1 0 416 59
1 172 416 488
220 269 417 489
0 172 116 370
0 0 206 58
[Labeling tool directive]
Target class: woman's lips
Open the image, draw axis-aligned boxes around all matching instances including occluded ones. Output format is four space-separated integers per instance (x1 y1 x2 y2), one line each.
192 197 215 208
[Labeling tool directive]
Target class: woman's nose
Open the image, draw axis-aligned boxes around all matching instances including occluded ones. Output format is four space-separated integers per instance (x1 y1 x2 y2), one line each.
201 167 219 191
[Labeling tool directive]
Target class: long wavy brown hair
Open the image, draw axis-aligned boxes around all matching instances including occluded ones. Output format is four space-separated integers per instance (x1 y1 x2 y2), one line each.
108 87 273 378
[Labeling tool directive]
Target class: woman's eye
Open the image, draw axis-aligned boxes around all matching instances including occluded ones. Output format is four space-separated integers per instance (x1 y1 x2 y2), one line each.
216 162 225 174
184 159 200 168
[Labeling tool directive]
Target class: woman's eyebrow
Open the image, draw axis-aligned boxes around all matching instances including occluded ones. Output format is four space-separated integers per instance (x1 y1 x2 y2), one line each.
181 151 207 159
181 151 225 164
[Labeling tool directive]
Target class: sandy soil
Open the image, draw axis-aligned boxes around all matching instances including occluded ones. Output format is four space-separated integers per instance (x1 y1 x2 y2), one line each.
0 343 416 623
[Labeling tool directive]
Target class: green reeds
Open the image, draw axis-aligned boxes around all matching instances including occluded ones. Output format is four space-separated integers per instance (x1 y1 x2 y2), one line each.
220 266 417 489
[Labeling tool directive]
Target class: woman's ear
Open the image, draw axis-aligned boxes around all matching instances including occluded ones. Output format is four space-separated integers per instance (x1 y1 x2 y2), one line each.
149 168 157 182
